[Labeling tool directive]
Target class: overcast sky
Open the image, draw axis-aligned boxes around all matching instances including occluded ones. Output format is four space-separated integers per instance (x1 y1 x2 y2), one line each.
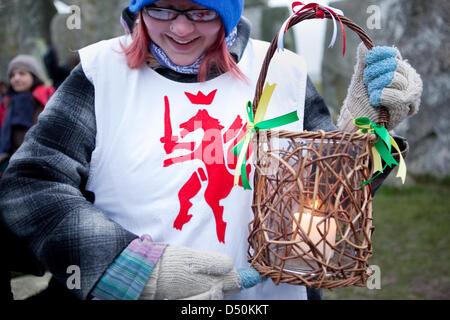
268 0 332 82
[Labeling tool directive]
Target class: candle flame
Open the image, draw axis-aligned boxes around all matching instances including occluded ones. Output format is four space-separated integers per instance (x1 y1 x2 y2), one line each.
314 200 320 210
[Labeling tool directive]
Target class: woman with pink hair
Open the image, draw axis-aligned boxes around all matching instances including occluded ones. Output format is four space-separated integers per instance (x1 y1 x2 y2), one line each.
0 0 421 300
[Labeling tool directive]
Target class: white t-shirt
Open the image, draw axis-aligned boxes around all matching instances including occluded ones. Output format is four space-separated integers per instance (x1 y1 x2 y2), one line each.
80 35 308 300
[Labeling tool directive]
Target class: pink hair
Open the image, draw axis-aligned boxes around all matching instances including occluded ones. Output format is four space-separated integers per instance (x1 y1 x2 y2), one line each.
121 11 246 82
121 11 151 69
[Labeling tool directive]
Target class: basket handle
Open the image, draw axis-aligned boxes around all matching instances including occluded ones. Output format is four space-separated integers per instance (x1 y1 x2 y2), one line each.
252 11 390 129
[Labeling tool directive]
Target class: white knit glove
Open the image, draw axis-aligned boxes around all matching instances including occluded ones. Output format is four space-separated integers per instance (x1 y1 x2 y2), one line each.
338 42 423 131
139 247 260 300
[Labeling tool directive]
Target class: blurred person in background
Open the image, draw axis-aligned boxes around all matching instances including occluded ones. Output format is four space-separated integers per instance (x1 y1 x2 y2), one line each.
0 55 55 301
0 55 55 176
43 46 80 89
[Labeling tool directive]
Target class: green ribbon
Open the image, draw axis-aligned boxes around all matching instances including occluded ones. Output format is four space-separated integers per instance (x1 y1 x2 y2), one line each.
354 117 404 185
232 101 299 190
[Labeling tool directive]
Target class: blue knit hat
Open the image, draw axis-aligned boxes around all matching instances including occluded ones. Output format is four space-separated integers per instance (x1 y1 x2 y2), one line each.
129 0 244 36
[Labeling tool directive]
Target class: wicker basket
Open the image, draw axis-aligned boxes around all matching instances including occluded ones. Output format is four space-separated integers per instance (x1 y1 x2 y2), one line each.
247 11 389 289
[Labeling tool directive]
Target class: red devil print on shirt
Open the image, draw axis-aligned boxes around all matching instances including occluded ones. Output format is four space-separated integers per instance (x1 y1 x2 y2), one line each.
160 90 252 243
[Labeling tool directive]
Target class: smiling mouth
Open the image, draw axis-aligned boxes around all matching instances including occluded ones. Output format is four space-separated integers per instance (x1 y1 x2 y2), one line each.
167 35 199 47
171 38 194 45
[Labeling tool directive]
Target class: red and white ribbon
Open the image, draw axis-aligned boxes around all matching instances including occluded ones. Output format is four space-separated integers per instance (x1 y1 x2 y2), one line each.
277 1 346 56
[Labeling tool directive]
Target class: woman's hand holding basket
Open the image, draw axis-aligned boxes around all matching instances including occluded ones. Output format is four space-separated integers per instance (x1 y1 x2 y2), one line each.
338 43 423 131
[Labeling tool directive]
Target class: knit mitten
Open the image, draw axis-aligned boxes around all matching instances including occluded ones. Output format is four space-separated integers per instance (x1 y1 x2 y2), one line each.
338 43 423 131
138 246 263 300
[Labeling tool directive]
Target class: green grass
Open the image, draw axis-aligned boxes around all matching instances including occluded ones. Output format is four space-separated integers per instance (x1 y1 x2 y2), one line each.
323 182 450 300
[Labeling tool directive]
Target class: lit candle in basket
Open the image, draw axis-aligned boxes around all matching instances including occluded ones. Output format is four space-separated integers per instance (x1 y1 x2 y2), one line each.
293 200 337 262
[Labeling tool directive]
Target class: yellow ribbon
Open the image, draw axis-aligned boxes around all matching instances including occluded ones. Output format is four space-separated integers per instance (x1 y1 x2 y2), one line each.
232 83 299 189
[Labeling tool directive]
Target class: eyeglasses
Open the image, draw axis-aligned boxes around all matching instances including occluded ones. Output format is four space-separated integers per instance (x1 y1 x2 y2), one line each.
144 7 219 22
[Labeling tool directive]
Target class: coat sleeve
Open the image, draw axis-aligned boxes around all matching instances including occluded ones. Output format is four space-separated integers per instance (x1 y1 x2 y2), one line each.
303 76 338 132
0 64 138 300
